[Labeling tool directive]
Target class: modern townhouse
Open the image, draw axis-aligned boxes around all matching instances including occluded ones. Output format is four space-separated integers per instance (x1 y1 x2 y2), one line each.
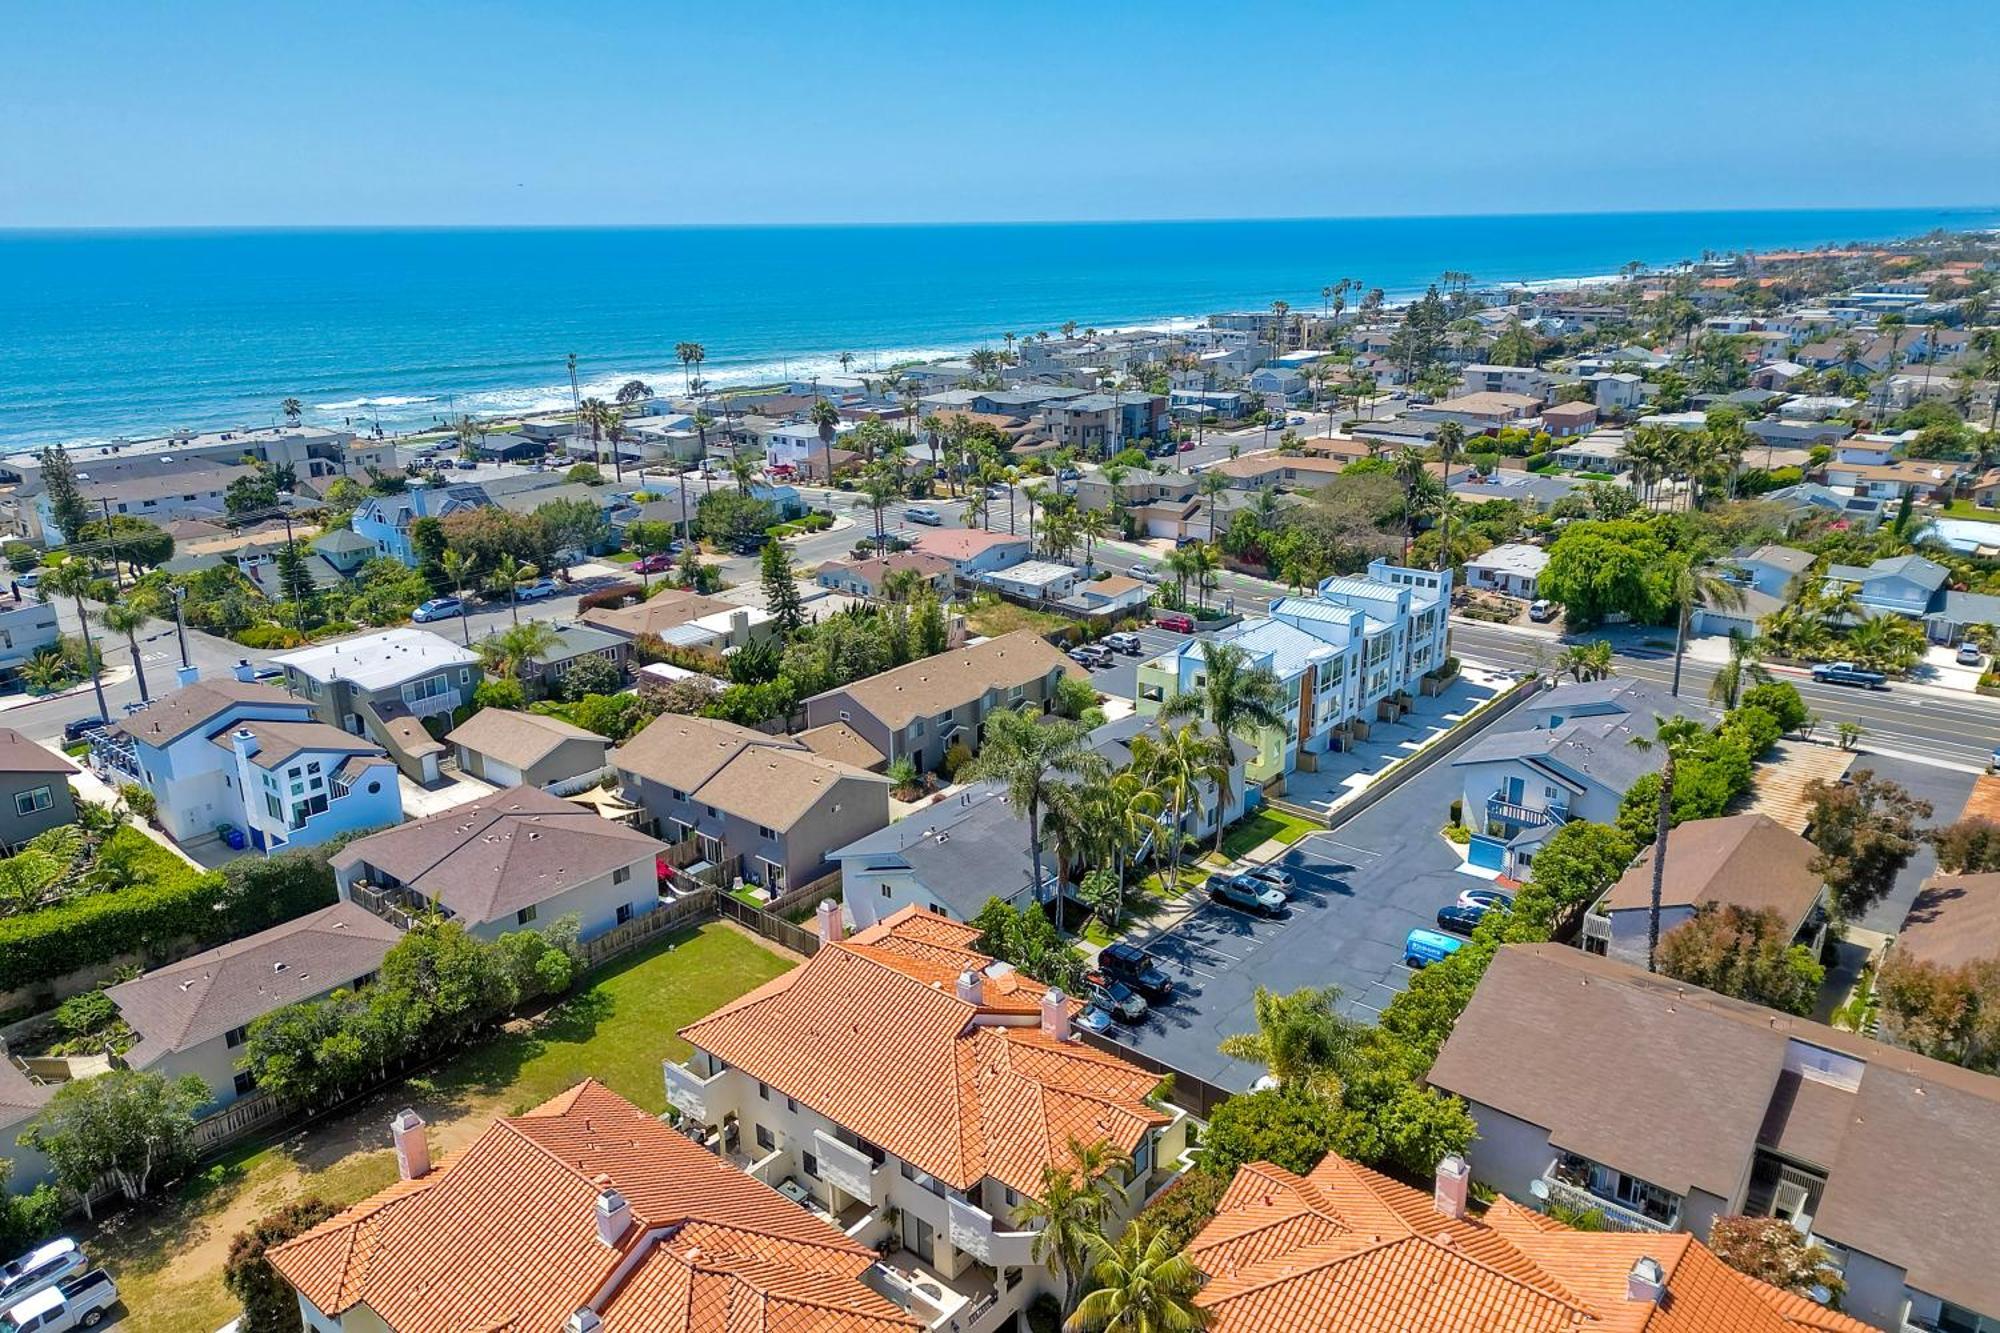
106 674 402 851
1135 561 1451 785
0 727 78 850
1581 813 1829 967
612 713 889 898
1429 943 2000 1333
333 784 668 941
1453 677 1715 877
1458 362 1561 399
445 708 613 792
108 902 402 1110
666 907 1192 1333
1040 391 1167 454
274 628 483 782
269 1080 920 1333
1186 1150 1873 1333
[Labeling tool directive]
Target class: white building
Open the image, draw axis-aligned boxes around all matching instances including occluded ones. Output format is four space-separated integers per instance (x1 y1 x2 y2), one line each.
1461 542 1548 599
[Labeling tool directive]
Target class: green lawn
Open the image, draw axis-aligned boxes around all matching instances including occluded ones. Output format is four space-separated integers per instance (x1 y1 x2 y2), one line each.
84 922 793 1333
600 549 641 564
1211 808 1320 862
1927 499 2000 523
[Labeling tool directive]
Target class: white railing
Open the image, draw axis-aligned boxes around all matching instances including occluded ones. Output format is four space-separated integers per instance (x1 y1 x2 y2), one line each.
813 1129 877 1205
662 1058 728 1123
546 765 614 797
946 1196 1038 1268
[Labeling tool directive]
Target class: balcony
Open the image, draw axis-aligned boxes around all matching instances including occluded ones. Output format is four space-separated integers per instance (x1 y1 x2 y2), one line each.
662 1057 729 1123
1542 1157 1679 1231
813 1129 879 1205
947 1196 1039 1268
1487 792 1568 829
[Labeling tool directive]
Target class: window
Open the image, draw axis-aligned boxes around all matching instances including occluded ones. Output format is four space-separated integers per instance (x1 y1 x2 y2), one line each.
265 793 283 820
755 1124 774 1151
757 825 775 840
758 1082 770 1101
13 786 52 817
308 761 321 774
837 709 851 722
225 1026 249 1049
612 865 631 885
287 766 302 780
881 884 893 898
233 1070 258 1096
802 1151 819 1179
615 903 634 925
517 905 538 926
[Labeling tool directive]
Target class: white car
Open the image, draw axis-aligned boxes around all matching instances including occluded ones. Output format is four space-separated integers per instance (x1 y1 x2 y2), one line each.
1957 643 1985 667
1129 563 1161 583
905 506 944 526
515 578 561 602
0 1242 86 1312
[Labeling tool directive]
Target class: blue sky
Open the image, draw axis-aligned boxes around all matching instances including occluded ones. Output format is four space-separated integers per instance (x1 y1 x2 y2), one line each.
5 0 1997 228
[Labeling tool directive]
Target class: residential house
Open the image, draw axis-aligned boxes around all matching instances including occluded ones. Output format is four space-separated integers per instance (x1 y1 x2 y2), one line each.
310 528 379 578
1245 365 1306 400
1041 392 1167 453
666 908 1192 1333
1449 468 1583 512
794 721 887 772
107 675 402 851
978 559 1078 606
333 785 667 941
1727 544 1815 599
1765 481 1886 529
1413 391 1542 431
1891 872 2000 991
802 630 1082 775
1693 584 1783 639
1457 363 1558 399
579 587 776 652
0 727 77 850
0 598 60 689
909 528 1032 578
1925 589 2000 645
1073 468 1197 514
502 623 629 700
1055 573 1149 619
814 552 955 600
612 713 889 897
1136 561 1452 785
1187 1152 1873 1333
1822 458 1963 503
108 902 402 1111
1586 370 1648 412
1582 814 1828 966
1167 388 1248 420
1207 453 1347 490
268 1080 920 1333
1428 942 2000 1333
1537 399 1598 436
275 629 484 783
1550 432 1630 473
1453 677 1715 876
764 419 856 472
1753 359 1810 391
1461 542 1548 599
1821 554 1950 619
351 484 493 566
1750 416 1854 448
445 708 613 791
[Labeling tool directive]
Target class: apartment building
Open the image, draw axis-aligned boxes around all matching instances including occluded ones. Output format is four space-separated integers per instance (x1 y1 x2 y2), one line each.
275 628 482 781
666 907 1192 1333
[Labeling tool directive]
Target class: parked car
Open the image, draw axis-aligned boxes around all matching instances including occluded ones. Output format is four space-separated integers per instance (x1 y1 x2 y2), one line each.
1102 631 1144 655
1528 599 1556 623
13 571 38 591
1068 645 1112 670
1082 971 1149 1023
1155 611 1196 634
60 718 105 745
1242 864 1295 896
631 552 675 574
412 596 464 623
1404 928 1463 968
905 505 944 526
730 534 769 555
2 1269 117 1333
1178 440 1195 452
1434 903 1488 936
1810 661 1888 689
1097 942 1175 1002
1457 886 1515 913
1077 1004 1116 1035
1957 643 1985 667
0 1242 86 1310
515 578 561 602
1206 873 1286 916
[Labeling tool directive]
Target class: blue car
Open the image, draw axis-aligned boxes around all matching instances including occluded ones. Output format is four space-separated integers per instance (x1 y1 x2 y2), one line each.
1404 928 1464 968
1077 1004 1116 1035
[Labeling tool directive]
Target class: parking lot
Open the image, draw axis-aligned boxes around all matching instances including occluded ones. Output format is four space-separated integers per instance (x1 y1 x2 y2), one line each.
1078 623 1190 699
1097 718 1500 1090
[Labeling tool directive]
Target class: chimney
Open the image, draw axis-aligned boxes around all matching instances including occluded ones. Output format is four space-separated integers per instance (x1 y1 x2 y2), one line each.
1626 1256 1666 1304
233 659 257 682
729 609 750 641
595 1187 632 1247
175 664 200 688
391 1108 430 1180
955 969 983 1004
566 1312 602 1333
815 898 843 944
1040 988 1070 1040
1433 1154 1470 1220
231 727 259 762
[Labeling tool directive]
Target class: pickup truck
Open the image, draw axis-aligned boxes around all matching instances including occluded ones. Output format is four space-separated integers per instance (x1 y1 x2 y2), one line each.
2 1269 117 1332
1810 661 1888 689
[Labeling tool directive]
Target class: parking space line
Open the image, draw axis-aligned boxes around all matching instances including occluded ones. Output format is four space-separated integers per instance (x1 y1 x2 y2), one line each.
1307 838 1381 859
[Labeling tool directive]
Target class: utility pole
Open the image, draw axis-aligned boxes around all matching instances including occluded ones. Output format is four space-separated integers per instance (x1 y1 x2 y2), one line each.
281 512 305 638
169 585 190 671
98 498 117 586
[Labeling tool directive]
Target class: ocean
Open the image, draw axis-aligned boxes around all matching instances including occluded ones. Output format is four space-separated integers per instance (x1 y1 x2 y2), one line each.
2 207 1995 449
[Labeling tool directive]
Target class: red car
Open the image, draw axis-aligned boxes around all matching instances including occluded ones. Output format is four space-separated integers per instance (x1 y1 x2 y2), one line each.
1154 611 1196 634
632 553 675 574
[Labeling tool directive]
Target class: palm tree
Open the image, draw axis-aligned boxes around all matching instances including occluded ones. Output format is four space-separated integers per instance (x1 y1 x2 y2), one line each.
478 620 560 681
810 397 841 484
1874 314 1907 419
1197 471 1230 544
1629 717 1707 971
281 397 304 424
439 550 474 648
1064 1228 1209 1333
1020 1162 1112 1316
1161 641 1286 832
488 553 538 625
1131 723 1230 887
41 558 108 724
1184 543 1220 612
96 600 153 704
1392 446 1429 559
674 341 706 393
1556 640 1614 683
960 707 1092 911
1665 556 1743 697
859 467 898 550
1708 630 1770 708
1217 985 1357 1094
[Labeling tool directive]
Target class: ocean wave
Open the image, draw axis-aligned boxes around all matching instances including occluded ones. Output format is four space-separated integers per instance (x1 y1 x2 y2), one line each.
314 394 442 411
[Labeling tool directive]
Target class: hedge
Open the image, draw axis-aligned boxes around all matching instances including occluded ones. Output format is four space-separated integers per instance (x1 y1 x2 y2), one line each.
0 836 338 994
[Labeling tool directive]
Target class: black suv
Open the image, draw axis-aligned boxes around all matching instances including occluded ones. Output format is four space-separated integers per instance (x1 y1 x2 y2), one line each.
1096 942 1176 1002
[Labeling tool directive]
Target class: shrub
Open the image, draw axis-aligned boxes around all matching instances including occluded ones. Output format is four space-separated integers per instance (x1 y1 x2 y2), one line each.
556 651 624 701
940 741 973 780
577 582 641 614
225 1198 340 1333
235 624 308 650
118 782 157 823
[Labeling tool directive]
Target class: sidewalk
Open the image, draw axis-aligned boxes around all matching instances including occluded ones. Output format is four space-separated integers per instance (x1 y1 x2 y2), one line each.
0 663 135 718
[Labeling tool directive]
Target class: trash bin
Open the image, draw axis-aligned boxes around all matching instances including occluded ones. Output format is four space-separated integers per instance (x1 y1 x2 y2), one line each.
221 825 246 851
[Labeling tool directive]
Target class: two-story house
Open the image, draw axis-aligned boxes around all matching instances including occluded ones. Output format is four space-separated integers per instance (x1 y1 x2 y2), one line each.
801 631 1081 775
612 713 890 897
1820 554 1950 621
108 902 402 1110
0 727 78 851
0 598 60 689
1429 943 2000 1333
499 622 629 700
1724 543 1815 599
107 674 403 851
350 484 493 566
332 785 668 941
666 907 1191 1333
274 628 483 782
269 1081 920 1333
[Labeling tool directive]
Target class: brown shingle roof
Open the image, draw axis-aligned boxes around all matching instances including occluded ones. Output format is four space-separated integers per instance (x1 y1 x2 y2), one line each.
444 708 609 772
331 785 666 925
580 588 737 639
795 722 887 772
114 679 306 748
1601 814 1823 929
270 1080 915 1333
814 630 1080 731
1896 871 2000 969
612 713 807 794
0 727 77 777
110 902 401 1063
204 718 389 771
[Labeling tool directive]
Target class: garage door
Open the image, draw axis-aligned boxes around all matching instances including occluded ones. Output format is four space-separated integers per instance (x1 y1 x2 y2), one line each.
1467 834 1507 871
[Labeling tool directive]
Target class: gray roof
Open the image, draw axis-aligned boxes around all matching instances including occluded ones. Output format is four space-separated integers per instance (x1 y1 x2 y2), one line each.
528 623 626 664
1456 677 1716 796
1741 544 1813 575
832 782 1041 918
1869 553 1950 590
1934 590 2000 627
313 529 377 555
115 679 308 748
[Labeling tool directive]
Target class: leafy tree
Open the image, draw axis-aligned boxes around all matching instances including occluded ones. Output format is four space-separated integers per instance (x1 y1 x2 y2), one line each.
1804 770 1931 919
1524 821 1635 917
556 650 623 702
535 496 610 564
0 1161 61 1260
274 539 318 614
1538 520 1672 627
914 594 948 657
1930 817 2000 873
760 541 805 634
1658 906 1823 1015
697 491 776 544
226 466 283 516
1065 1227 1210 1333
379 919 517 1047
225 1197 342 1333
38 445 93 546
971 897 1085 994
409 516 448 567
1875 952 2000 1070
76 514 174 573
1708 1216 1847 1303
1132 1169 1227 1251
1740 680 1808 734
20 1068 208 1217
1200 1087 1345 1177
1217 986 1360 1096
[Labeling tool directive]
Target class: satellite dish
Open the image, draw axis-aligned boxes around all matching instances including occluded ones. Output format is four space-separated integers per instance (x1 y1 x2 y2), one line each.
1528 1179 1551 1201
